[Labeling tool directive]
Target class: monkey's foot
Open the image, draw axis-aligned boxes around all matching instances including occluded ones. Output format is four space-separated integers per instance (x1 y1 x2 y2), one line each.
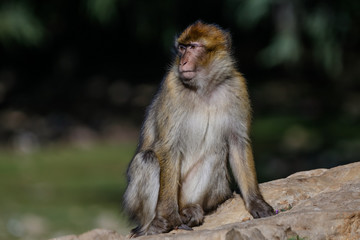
131 214 183 237
129 226 144 238
248 198 275 218
180 204 205 227
175 224 193 231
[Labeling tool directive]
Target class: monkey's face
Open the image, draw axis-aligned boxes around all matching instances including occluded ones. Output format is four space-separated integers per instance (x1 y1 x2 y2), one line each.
175 21 232 89
177 42 206 82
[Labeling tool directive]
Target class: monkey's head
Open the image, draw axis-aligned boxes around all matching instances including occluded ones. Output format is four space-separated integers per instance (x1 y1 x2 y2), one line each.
175 21 232 89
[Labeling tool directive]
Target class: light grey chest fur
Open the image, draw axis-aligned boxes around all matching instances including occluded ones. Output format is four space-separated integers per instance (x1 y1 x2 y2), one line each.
178 89 231 177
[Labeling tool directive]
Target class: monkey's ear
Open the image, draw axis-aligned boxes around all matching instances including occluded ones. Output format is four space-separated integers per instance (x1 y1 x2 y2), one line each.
173 34 181 55
174 34 179 48
224 31 232 51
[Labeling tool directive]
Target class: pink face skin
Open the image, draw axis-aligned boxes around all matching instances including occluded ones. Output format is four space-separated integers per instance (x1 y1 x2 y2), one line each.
177 42 205 81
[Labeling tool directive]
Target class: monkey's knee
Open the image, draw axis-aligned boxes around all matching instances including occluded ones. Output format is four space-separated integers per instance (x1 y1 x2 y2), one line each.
124 150 160 226
141 150 158 163
127 150 160 180
180 204 204 227
130 149 158 166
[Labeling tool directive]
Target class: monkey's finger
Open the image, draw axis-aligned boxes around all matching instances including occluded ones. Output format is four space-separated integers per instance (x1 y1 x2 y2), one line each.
177 224 193 231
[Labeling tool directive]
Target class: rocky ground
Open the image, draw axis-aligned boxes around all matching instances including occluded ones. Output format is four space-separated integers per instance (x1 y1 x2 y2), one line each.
52 162 360 240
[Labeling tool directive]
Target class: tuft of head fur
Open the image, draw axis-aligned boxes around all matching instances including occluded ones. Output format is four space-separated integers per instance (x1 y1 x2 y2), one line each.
176 21 232 52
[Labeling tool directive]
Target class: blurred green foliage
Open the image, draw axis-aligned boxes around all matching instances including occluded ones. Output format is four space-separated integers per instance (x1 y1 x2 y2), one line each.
0 2 44 46
85 0 122 24
0 0 359 75
227 0 357 76
252 115 360 180
0 143 136 239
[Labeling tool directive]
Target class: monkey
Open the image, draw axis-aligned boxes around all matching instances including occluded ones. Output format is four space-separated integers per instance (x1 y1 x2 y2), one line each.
123 21 275 237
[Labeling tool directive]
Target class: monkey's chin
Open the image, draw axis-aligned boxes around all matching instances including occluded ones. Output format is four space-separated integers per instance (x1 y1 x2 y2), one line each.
180 71 196 80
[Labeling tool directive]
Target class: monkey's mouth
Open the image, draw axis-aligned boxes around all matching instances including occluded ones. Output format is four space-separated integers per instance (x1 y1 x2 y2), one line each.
180 71 196 81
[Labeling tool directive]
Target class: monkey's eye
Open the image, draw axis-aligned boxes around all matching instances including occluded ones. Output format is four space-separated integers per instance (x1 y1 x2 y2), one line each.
178 44 186 54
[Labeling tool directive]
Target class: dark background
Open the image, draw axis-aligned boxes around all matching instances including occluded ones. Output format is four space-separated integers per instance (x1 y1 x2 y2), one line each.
0 0 359 239
0 0 359 178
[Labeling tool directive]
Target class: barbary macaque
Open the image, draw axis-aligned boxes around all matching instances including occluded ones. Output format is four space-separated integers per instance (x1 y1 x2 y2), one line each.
123 21 274 237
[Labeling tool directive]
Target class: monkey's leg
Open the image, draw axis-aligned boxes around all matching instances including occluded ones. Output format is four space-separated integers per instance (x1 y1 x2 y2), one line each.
229 137 275 218
123 150 160 237
144 152 183 235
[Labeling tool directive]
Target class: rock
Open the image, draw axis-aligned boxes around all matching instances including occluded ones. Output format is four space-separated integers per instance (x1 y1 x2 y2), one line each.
52 162 360 240
51 229 126 240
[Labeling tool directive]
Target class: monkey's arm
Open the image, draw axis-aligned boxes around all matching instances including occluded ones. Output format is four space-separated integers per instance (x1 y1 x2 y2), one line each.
228 134 274 218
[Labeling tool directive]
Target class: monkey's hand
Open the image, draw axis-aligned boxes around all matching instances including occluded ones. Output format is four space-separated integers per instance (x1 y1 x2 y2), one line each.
248 197 275 218
180 204 204 227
